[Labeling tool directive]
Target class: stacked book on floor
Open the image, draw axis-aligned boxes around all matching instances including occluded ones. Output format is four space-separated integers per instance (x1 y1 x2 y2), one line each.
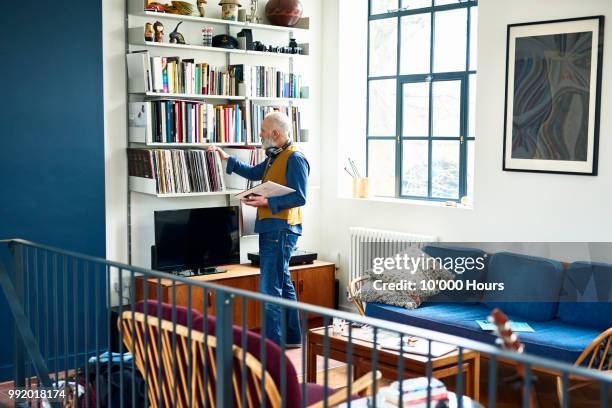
250 105 301 144
231 64 303 98
128 148 227 195
127 51 240 96
129 100 245 144
378 377 449 407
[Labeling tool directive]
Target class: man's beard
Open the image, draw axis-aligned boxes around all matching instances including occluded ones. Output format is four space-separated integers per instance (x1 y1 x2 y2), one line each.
261 137 276 150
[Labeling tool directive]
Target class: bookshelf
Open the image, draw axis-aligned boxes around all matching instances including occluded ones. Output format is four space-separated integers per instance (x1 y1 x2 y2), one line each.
126 0 311 183
125 0 312 263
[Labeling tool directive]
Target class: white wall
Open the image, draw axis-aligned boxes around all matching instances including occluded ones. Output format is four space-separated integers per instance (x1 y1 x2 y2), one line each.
103 0 324 301
320 0 612 308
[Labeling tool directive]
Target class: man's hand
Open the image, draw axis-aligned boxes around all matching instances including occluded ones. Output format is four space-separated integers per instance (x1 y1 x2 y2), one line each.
242 195 269 208
207 145 229 161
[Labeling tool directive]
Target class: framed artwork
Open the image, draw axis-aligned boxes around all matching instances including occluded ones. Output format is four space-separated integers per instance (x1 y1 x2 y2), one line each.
503 16 604 175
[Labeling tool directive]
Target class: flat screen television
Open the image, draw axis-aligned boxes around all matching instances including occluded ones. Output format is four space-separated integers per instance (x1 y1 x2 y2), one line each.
154 206 240 272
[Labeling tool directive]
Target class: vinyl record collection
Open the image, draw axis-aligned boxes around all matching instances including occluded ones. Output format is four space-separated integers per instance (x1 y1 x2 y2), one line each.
128 148 226 194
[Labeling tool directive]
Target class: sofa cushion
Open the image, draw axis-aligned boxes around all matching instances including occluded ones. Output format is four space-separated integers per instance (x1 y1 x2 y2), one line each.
365 302 601 364
483 252 564 322
422 245 489 303
356 246 456 309
558 261 612 331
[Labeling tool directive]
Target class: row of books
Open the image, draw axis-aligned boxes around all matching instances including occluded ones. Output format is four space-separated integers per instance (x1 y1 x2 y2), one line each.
250 105 302 144
128 149 226 194
127 53 305 99
127 52 240 96
144 100 245 144
234 65 303 98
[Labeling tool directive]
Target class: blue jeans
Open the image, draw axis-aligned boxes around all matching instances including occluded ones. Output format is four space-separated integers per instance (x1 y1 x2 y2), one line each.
258 229 302 345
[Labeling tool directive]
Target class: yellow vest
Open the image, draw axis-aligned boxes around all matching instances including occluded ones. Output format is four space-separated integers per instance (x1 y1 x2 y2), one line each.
258 145 303 225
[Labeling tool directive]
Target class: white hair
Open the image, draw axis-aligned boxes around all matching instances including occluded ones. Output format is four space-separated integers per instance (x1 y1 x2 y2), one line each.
264 111 292 138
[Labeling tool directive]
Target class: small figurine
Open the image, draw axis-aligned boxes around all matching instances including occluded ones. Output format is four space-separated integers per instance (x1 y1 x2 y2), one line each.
169 22 186 44
219 0 242 21
144 22 154 42
153 21 164 42
197 0 207 17
248 0 259 23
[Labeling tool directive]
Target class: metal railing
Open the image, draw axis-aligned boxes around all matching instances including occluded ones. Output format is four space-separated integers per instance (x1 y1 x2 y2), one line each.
0 238 610 407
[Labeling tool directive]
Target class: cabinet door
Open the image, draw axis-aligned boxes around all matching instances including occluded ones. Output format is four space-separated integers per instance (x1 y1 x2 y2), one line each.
216 277 261 330
297 266 334 308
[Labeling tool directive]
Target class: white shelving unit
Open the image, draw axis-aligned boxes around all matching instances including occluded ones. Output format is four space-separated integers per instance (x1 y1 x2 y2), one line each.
126 0 311 198
127 7 310 33
129 176 241 197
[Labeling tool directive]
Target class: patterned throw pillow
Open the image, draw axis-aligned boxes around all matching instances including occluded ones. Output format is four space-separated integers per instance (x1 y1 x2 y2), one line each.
355 246 455 309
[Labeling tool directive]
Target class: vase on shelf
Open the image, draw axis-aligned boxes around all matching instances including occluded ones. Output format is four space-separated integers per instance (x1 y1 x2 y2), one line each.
264 0 303 27
219 0 242 21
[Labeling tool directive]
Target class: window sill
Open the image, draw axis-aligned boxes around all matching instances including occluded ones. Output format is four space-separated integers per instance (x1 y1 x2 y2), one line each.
340 195 474 210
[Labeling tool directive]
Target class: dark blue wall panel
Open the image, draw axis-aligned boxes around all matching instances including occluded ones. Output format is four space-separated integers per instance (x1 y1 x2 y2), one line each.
0 1 105 380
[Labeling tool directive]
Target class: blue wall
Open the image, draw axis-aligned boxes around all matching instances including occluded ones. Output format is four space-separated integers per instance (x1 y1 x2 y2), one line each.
0 1 106 380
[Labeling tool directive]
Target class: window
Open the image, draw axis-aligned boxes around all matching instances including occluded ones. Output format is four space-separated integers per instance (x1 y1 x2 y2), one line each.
367 0 477 201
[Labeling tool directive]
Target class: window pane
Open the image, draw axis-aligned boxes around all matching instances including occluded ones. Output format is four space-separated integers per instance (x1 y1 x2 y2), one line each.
467 140 474 201
431 141 459 199
468 74 477 138
369 79 397 136
433 9 467 72
400 13 431 75
401 0 432 9
402 140 429 196
371 0 398 15
369 18 398 77
368 140 396 196
434 0 458 5
432 80 461 137
469 6 478 70
402 82 429 137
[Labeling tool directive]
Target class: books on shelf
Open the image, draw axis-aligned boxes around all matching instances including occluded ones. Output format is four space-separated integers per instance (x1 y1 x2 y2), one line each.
250 105 302 144
129 100 245 144
232 64 303 98
128 148 226 194
127 51 241 96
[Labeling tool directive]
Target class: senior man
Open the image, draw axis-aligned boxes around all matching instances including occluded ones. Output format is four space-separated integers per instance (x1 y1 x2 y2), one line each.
209 111 309 347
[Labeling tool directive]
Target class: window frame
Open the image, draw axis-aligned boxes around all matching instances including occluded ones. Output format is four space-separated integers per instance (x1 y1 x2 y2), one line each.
366 0 478 202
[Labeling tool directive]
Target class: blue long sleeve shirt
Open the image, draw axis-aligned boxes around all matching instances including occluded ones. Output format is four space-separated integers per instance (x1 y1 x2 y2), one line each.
226 152 310 234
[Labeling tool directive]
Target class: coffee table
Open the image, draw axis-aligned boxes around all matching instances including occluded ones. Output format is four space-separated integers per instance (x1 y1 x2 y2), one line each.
307 326 480 402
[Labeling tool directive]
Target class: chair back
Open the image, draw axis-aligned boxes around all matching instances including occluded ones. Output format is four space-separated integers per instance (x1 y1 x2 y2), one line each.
119 310 286 408
575 327 612 372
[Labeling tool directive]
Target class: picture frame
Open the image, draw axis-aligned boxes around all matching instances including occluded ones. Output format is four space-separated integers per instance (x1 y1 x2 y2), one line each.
503 16 605 176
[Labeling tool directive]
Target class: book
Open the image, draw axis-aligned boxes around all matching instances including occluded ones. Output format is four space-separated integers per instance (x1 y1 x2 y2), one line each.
476 320 535 332
235 181 295 200
126 51 152 93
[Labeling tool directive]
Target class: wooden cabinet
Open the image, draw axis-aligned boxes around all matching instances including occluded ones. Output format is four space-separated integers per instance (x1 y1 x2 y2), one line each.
135 261 335 330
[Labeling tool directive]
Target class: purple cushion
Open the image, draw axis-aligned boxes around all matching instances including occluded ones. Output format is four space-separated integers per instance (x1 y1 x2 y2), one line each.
304 383 338 406
136 300 204 328
191 315 303 408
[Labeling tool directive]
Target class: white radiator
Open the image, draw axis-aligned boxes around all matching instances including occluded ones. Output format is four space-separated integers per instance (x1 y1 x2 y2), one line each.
349 227 437 282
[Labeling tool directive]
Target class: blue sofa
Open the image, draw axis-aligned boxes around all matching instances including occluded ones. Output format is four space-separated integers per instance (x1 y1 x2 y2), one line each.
364 246 612 364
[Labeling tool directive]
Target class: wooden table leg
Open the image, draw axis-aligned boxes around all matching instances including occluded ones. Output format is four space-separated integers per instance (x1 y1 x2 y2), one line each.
472 353 480 402
306 341 318 383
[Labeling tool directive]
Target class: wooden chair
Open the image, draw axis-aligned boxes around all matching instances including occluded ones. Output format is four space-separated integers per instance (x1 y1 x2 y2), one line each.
556 327 612 405
347 276 368 316
119 309 381 408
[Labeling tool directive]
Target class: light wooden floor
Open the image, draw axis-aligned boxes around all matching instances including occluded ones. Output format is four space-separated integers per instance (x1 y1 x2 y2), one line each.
1 352 608 407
